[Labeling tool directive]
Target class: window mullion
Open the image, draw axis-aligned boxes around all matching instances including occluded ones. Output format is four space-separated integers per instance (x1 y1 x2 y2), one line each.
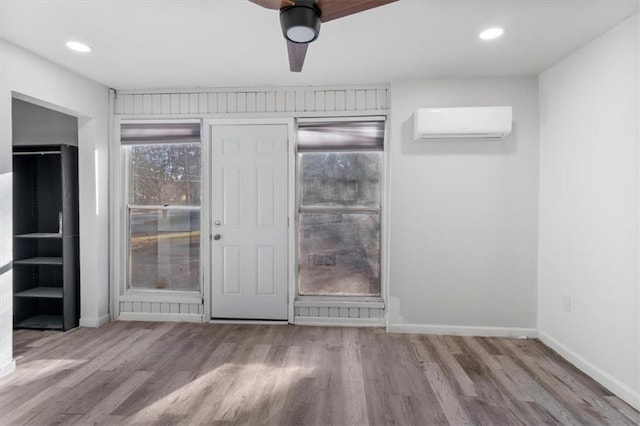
127 204 201 211
299 206 381 214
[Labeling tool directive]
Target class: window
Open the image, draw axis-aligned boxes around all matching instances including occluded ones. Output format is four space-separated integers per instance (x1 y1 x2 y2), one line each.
122 122 201 291
297 121 384 297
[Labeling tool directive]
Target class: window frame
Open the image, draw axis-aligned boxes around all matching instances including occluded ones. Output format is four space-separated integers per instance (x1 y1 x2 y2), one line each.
295 117 386 301
121 121 204 297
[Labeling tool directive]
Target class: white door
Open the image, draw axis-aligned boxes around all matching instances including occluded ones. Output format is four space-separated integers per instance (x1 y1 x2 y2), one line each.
210 124 289 320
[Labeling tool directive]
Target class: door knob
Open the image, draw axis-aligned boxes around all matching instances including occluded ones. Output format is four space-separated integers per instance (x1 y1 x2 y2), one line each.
213 234 221 240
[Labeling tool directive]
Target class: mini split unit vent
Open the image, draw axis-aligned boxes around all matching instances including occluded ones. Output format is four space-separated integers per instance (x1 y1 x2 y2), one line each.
413 106 512 141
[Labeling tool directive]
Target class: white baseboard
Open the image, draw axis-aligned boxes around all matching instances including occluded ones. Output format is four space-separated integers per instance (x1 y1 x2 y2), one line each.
117 312 203 323
0 359 16 378
209 319 288 325
294 316 385 327
79 314 110 328
387 323 538 338
538 330 640 412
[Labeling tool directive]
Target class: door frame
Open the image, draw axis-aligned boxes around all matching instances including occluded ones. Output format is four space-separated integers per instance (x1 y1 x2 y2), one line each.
202 118 296 323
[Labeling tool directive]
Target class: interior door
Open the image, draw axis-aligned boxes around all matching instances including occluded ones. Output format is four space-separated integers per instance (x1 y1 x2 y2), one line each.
210 124 289 320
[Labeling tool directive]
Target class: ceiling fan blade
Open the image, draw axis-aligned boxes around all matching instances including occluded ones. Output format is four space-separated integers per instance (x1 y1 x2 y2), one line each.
287 41 308 72
317 0 397 23
249 0 294 10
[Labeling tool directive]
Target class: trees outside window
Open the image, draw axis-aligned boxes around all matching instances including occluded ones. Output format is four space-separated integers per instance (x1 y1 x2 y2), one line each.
127 144 201 291
297 121 384 297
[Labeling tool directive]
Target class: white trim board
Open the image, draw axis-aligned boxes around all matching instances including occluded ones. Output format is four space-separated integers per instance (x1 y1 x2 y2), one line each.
116 84 391 95
79 314 110 328
209 319 289 325
294 316 385 327
114 111 390 120
119 292 203 304
295 300 385 309
287 118 296 324
539 330 640 412
117 312 203 323
387 323 538 338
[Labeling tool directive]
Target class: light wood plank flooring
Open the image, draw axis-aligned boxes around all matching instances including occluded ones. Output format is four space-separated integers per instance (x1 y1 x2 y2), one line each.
1 322 639 425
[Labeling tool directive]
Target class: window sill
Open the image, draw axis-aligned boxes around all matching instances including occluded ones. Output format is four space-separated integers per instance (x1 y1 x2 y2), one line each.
294 298 384 309
120 290 203 304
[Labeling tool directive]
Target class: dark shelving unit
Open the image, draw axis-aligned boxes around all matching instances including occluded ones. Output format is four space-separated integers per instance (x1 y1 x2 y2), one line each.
12 145 79 331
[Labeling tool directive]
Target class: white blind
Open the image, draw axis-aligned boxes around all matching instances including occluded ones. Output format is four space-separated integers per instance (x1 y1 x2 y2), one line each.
297 121 384 151
120 122 201 145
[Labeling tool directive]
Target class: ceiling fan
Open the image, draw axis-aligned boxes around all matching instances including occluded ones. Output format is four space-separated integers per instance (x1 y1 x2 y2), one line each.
249 0 397 72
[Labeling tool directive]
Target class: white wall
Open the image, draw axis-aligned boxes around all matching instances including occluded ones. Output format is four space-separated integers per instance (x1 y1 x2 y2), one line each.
0 40 110 376
12 98 78 146
538 14 639 410
637 3 640 407
387 77 539 336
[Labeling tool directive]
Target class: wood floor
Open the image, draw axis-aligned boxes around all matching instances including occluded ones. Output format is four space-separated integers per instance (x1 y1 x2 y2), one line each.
1 322 639 425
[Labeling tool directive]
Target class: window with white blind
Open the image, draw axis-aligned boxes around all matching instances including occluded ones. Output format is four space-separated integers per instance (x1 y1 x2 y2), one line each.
121 122 202 292
297 120 384 297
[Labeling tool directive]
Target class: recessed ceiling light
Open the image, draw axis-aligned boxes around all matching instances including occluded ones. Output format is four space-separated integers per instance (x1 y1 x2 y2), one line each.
479 28 504 41
66 41 91 53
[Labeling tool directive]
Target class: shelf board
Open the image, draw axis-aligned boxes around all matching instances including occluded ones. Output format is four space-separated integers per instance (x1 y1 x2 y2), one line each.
15 233 62 239
15 315 63 330
15 287 63 299
14 257 63 266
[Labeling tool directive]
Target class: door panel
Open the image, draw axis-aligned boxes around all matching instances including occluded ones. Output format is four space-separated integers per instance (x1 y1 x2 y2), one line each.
210 124 288 320
222 246 242 295
223 169 242 226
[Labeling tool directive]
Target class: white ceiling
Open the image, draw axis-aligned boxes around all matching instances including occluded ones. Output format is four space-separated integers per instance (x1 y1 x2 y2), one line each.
1 0 637 90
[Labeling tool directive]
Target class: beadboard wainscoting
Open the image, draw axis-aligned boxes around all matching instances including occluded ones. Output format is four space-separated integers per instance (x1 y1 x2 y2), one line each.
118 301 204 323
294 300 385 327
114 86 390 116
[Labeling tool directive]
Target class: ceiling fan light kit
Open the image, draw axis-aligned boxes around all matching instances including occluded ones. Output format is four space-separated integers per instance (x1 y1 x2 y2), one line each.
280 0 322 43
250 0 398 71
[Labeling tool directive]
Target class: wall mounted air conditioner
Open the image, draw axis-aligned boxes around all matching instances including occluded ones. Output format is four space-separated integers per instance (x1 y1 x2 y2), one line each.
413 106 512 141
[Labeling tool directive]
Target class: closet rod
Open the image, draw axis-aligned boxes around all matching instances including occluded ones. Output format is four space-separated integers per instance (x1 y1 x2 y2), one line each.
13 151 61 156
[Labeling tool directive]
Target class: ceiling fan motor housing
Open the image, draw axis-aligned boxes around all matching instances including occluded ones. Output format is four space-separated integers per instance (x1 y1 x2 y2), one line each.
280 0 322 44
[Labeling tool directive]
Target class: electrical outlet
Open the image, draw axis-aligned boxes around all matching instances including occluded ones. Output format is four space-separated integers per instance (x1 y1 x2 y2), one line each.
562 295 572 312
